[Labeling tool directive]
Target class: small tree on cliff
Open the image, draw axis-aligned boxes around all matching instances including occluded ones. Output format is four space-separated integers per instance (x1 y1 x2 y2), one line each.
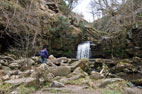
50 16 71 37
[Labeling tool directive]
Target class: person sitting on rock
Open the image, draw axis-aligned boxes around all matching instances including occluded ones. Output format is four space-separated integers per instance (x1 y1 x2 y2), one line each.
40 45 49 63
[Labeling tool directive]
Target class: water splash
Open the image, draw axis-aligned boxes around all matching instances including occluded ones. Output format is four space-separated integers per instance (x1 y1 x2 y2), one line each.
76 41 91 59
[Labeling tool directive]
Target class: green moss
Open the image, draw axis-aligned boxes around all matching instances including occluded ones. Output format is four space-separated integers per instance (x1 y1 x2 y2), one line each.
46 88 72 93
66 78 85 85
17 85 35 94
0 0 24 11
80 58 89 61
100 81 127 94
0 83 14 94
101 89 123 94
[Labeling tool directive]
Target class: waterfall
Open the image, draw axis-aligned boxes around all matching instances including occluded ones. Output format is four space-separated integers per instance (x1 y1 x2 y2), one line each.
76 41 91 59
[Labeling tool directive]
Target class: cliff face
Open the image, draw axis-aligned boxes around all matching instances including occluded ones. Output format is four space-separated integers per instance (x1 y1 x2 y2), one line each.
0 0 84 57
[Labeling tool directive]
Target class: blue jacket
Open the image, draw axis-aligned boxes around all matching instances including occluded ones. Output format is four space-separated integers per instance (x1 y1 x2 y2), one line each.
40 49 49 58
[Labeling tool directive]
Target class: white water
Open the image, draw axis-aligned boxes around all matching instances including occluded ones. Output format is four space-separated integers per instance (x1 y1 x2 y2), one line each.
76 41 91 59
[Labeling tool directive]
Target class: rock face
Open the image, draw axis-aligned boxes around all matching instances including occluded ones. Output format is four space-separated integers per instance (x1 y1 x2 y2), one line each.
0 0 83 58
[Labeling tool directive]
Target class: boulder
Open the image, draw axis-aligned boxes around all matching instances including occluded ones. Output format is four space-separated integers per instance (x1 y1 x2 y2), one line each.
9 63 20 69
48 55 56 61
59 77 69 84
133 57 142 65
5 77 38 87
19 70 32 78
12 58 35 65
46 59 56 66
0 64 2 69
31 56 41 64
50 81 65 88
99 78 123 88
11 90 18 94
132 79 142 86
8 70 19 76
72 67 88 77
124 87 142 94
10 75 19 79
48 66 71 76
90 71 103 80
47 56 71 66
112 61 135 73
11 58 35 70
95 58 105 63
69 75 81 80
0 60 5 65
0 60 9 66
0 70 3 76
39 64 48 70
54 57 70 65
2 75 10 80
2 66 11 74
71 59 90 72
47 73 55 81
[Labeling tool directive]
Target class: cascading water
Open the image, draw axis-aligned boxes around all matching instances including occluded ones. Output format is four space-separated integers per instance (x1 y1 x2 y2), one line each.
76 41 91 59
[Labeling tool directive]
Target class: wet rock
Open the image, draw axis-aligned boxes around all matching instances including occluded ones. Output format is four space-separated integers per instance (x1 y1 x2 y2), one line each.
5 77 38 87
48 66 71 76
50 81 65 88
133 57 142 65
99 78 123 88
132 79 142 86
90 71 103 80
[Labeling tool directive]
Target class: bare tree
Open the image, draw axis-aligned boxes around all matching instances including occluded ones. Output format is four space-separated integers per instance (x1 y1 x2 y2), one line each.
64 0 80 10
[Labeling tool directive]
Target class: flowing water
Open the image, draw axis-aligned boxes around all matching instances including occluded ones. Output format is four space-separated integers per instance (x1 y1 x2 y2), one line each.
76 41 91 59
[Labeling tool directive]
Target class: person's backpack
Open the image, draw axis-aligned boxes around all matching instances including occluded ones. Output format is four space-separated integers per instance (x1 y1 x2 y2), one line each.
40 50 46 57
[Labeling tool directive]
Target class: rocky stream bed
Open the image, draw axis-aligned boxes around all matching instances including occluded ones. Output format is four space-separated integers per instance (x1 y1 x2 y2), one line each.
0 55 142 94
